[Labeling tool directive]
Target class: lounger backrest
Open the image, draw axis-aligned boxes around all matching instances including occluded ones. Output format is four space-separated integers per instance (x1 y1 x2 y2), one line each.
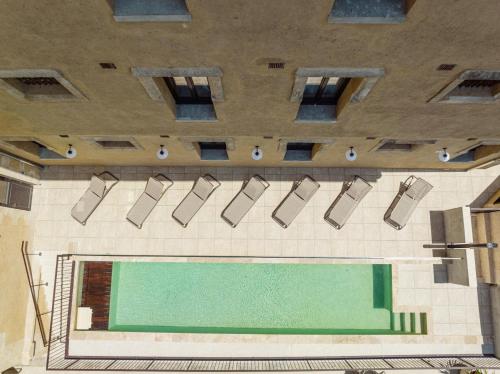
406 178 433 200
89 176 106 197
294 177 317 201
145 177 164 200
192 177 213 200
242 178 266 200
346 178 371 201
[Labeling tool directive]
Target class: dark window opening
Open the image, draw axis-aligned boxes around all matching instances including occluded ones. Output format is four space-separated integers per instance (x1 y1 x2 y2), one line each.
113 0 191 22
445 79 500 102
3 76 72 97
458 80 497 89
329 0 407 24
199 142 228 161
448 145 500 163
17 77 60 86
284 142 314 161
95 140 136 149
296 77 350 123
164 77 212 105
377 142 414 152
4 140 65 159
0 176 33 211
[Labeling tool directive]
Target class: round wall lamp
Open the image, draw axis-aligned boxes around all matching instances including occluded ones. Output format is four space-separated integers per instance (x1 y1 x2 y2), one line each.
251 146 263 161
65 144 77 159
345 146 357 162
437 148 450 162
156 145 168 160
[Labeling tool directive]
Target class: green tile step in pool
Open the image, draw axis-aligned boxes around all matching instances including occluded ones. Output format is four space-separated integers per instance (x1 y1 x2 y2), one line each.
105 262 427 335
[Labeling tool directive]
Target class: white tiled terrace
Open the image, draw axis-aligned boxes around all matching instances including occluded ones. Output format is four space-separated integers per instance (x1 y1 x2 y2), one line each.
30 165 499 357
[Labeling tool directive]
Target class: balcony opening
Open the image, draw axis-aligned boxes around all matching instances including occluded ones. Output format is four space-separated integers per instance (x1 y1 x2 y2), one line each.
296 77 350 123
198 142 229 161
284 142 314 161
95 140 137 149
113 0 191 22
2 140 65 159
374 139 437 152
449 144 500 163
165 76 217 121
329 0 409 24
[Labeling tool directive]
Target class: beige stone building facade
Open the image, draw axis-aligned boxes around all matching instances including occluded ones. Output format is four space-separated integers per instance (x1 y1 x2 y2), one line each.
0 0 499 169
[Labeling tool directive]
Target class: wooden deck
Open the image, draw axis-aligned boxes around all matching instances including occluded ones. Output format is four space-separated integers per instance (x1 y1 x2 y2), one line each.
80 261 113 330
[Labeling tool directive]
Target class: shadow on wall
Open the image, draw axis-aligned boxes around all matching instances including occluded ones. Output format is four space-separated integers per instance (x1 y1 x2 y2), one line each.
428 210 449 283
470 176 500 208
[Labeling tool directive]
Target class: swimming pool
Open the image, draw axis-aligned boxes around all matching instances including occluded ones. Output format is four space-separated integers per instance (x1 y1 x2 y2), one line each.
104 261 424 335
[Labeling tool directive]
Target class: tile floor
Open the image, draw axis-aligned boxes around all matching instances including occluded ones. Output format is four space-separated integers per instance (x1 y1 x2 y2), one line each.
30 164 499 356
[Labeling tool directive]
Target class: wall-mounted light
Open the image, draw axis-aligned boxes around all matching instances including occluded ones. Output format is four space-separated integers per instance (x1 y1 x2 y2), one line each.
437 147 450 162
65 144 77 159
345 146 357 162
251 146 263 161
156 145 168 160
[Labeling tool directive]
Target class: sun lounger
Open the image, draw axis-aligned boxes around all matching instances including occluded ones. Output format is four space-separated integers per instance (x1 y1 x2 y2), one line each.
71 172 119 225
384 176 433 230
221 175 269 228
324 176 372 229
127 174 173 229
272 175 320 228
172 174 220 227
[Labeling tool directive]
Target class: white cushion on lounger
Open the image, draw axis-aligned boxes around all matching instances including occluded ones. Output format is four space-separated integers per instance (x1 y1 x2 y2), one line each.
274 193 305 227
326 193 357 228
223 193 254 226
71 190 102 223
294 178 317 201
242 179 266 200
173 193 204 226
192 177 213 200
389 194 416 227
127 193 157 227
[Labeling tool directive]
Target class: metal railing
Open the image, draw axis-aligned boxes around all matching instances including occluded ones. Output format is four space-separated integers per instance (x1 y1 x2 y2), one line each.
21 241 49 347
46 255 500 372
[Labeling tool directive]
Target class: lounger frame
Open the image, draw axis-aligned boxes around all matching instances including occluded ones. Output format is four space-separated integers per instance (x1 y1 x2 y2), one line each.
324 175 372 230
221 174 269 228
384 175 432 230
272 175 320 229
126 174 173 229
172 174 220 228
72 171 119 225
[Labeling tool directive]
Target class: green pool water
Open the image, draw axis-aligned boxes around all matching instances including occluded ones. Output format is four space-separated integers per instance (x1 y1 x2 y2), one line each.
108 262 396 335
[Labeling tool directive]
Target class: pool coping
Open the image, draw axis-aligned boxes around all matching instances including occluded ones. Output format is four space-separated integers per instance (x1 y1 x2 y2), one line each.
67 255 433 359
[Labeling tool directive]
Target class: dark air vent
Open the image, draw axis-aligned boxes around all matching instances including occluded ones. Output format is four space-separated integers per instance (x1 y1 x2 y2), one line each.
268 62 285 69
17 77 60 85
458 80 497 88
59 135 69 138
96 140 136 149
100 63 117 69
437 64 456 71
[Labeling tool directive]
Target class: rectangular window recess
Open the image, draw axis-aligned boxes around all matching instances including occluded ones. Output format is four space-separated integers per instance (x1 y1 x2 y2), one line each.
199 142 229 161
113 0 192 22
375 140 436 152
165 76 217 121
284 142 314 161
296 77 350 123
95 140 137 149
4 140 66 160
448 144 500 163
447 80 500 102
0 175 33 211
2 77 71 99
329 0 407 24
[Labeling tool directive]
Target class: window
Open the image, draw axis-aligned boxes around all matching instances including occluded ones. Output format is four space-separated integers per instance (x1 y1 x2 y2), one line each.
132 67 223 122
0 69 86 101
198 142 229 161
329 0 412 24
0 176 33 211
1 140 65 160
284 143 314 161
430 70 500 103
113 0 191 22
95 140 136 149
291 68 384 123
296 77 350 122
448 143 500 163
